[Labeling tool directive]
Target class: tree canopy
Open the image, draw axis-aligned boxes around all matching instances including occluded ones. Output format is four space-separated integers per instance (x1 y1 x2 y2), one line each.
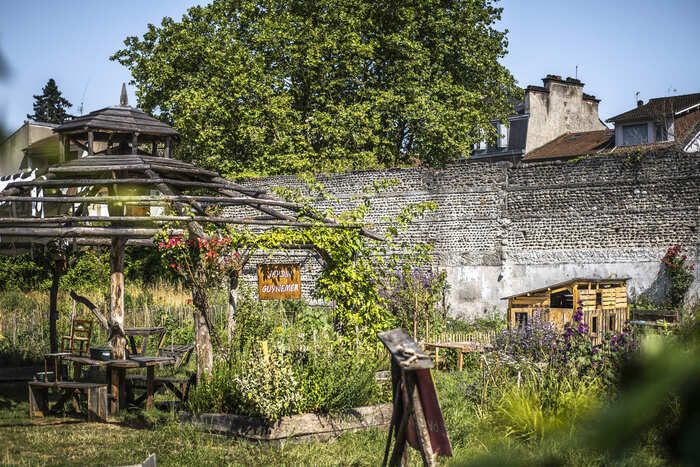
112 0 520 178
27 78 73 124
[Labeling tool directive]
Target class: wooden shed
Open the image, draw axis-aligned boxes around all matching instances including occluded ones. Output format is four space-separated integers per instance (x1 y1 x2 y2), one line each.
503 278 629 344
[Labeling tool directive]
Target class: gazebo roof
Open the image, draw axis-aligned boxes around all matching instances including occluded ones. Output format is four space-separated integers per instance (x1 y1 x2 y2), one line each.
54 105 179 137
0 153 379 248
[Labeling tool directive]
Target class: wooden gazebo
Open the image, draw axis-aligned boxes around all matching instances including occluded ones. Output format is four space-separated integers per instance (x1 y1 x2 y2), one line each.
0 86 375 363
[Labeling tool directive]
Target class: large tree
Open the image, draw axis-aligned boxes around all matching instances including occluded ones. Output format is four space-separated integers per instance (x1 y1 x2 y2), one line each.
27 78 72 124
112 0 519 178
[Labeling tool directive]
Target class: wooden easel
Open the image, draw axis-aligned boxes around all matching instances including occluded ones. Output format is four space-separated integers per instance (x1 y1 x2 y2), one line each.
378 328 452 467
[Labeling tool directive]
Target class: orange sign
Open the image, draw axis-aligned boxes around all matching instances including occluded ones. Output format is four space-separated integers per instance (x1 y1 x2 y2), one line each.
257 263 302 300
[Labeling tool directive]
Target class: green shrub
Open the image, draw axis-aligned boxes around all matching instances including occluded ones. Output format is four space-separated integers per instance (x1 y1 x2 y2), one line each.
0 254 48 291
188 342 385 420
295 343 383 414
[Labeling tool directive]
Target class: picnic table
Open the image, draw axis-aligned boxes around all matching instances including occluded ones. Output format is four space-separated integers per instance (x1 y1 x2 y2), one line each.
422 341 488 371
60 354 175 413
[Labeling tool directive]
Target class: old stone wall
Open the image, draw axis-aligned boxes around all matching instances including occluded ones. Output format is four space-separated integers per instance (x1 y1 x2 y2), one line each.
237 149 700 320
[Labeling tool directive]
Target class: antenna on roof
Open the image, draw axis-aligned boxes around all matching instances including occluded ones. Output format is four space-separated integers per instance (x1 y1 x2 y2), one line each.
575 65 578 80
78 78 90 115
120 83 128 107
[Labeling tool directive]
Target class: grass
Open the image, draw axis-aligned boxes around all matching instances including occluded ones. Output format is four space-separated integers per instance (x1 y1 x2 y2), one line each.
0 382 387 466
0 369 669 467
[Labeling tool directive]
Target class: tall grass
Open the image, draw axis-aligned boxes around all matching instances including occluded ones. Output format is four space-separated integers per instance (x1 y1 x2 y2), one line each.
0 281 229 366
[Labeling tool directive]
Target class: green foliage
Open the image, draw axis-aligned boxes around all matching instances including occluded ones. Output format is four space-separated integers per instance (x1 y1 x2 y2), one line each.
60 250 110 292
0 254 48 291
188 342 384 420
27 78 72 124
0 291 47 365
294 343 383 414
380 266 449 341
156 176 438 338
112 0 520 177
660 244 695 309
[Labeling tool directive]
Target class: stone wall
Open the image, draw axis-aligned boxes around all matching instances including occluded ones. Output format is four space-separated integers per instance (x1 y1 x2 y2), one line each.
238 149 700 320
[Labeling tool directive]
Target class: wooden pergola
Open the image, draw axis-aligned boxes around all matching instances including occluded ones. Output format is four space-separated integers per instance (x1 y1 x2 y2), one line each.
0 86 378 363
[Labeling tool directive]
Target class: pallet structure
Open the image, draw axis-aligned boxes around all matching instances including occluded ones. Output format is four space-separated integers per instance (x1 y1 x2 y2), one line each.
503 277 630 344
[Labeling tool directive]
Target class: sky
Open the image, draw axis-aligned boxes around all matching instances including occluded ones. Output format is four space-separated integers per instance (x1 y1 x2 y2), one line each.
1 0 699 132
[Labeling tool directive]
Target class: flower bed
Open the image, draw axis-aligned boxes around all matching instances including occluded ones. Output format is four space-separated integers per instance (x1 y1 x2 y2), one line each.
181 403 392 441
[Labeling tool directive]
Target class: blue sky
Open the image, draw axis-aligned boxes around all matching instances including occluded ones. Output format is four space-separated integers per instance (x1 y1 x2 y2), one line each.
1 0 699 131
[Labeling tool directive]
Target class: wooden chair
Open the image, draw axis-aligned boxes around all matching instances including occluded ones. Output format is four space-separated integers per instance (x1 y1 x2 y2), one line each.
126 344 196 406
60 319 93 357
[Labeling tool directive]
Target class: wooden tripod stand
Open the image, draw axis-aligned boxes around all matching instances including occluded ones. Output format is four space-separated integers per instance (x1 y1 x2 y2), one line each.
378 328 452 466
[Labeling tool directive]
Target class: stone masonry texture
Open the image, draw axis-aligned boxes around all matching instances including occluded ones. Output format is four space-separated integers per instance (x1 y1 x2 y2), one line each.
231 149 700 320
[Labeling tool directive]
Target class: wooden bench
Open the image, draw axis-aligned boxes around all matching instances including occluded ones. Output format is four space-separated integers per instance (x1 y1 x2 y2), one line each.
28 381 108 422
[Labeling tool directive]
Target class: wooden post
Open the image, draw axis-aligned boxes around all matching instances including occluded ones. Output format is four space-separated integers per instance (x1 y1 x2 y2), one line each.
110 237 127 360
227 271 239 346
165 137 171 158
60 135 71 163
49 261 61 353
87 131 94 156
132 132 139 155
146 366 155 410
192 287 213 380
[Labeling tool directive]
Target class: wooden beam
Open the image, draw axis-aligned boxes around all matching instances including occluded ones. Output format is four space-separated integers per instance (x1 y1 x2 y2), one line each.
69 291 109 330
0 227 164 238
0 194 303 209
0 215 360 229
87 131 94 156
8 177 230 190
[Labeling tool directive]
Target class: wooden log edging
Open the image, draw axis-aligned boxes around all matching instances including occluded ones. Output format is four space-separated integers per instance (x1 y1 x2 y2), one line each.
180 403 393 441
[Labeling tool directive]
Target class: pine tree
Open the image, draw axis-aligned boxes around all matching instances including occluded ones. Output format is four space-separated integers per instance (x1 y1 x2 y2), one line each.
27 78 72 124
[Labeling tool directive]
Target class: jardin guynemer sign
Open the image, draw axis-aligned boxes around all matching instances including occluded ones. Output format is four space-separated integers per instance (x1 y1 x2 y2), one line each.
257 263 302 300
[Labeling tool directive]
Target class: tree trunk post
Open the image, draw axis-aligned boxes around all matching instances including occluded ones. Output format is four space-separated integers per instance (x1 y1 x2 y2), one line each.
192 287 213 380
48 262 61 353
227 271 239 346
47 242 68 354
110 237 127 359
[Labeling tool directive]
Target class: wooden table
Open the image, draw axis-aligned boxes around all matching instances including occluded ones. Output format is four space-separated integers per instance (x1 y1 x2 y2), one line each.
422 342 487 371
60 355 174 413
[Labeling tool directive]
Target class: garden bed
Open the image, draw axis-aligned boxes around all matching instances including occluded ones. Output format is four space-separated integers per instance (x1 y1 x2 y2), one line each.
181 403 392 441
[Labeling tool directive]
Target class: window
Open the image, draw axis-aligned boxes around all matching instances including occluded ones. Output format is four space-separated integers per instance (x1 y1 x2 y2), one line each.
655 123 668 142
608 315 615 332
498 123 509 149
596 291 603 307
592 316 598 334
515 312 528 329
550 290 574 308
622 123 648 146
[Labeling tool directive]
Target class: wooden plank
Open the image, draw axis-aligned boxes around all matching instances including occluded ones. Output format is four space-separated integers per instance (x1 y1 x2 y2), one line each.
377 328 433 371
0 227 161 238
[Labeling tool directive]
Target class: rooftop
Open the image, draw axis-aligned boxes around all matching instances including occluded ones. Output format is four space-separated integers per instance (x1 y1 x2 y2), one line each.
54 105 179 137
523 129 614 162
502 277 630 300
607 93 700 123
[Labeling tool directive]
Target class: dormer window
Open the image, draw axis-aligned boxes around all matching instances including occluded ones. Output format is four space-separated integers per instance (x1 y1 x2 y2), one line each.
622 123 648 146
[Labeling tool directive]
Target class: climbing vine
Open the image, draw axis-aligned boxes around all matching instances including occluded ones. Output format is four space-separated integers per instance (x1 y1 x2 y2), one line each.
661 244 695 309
